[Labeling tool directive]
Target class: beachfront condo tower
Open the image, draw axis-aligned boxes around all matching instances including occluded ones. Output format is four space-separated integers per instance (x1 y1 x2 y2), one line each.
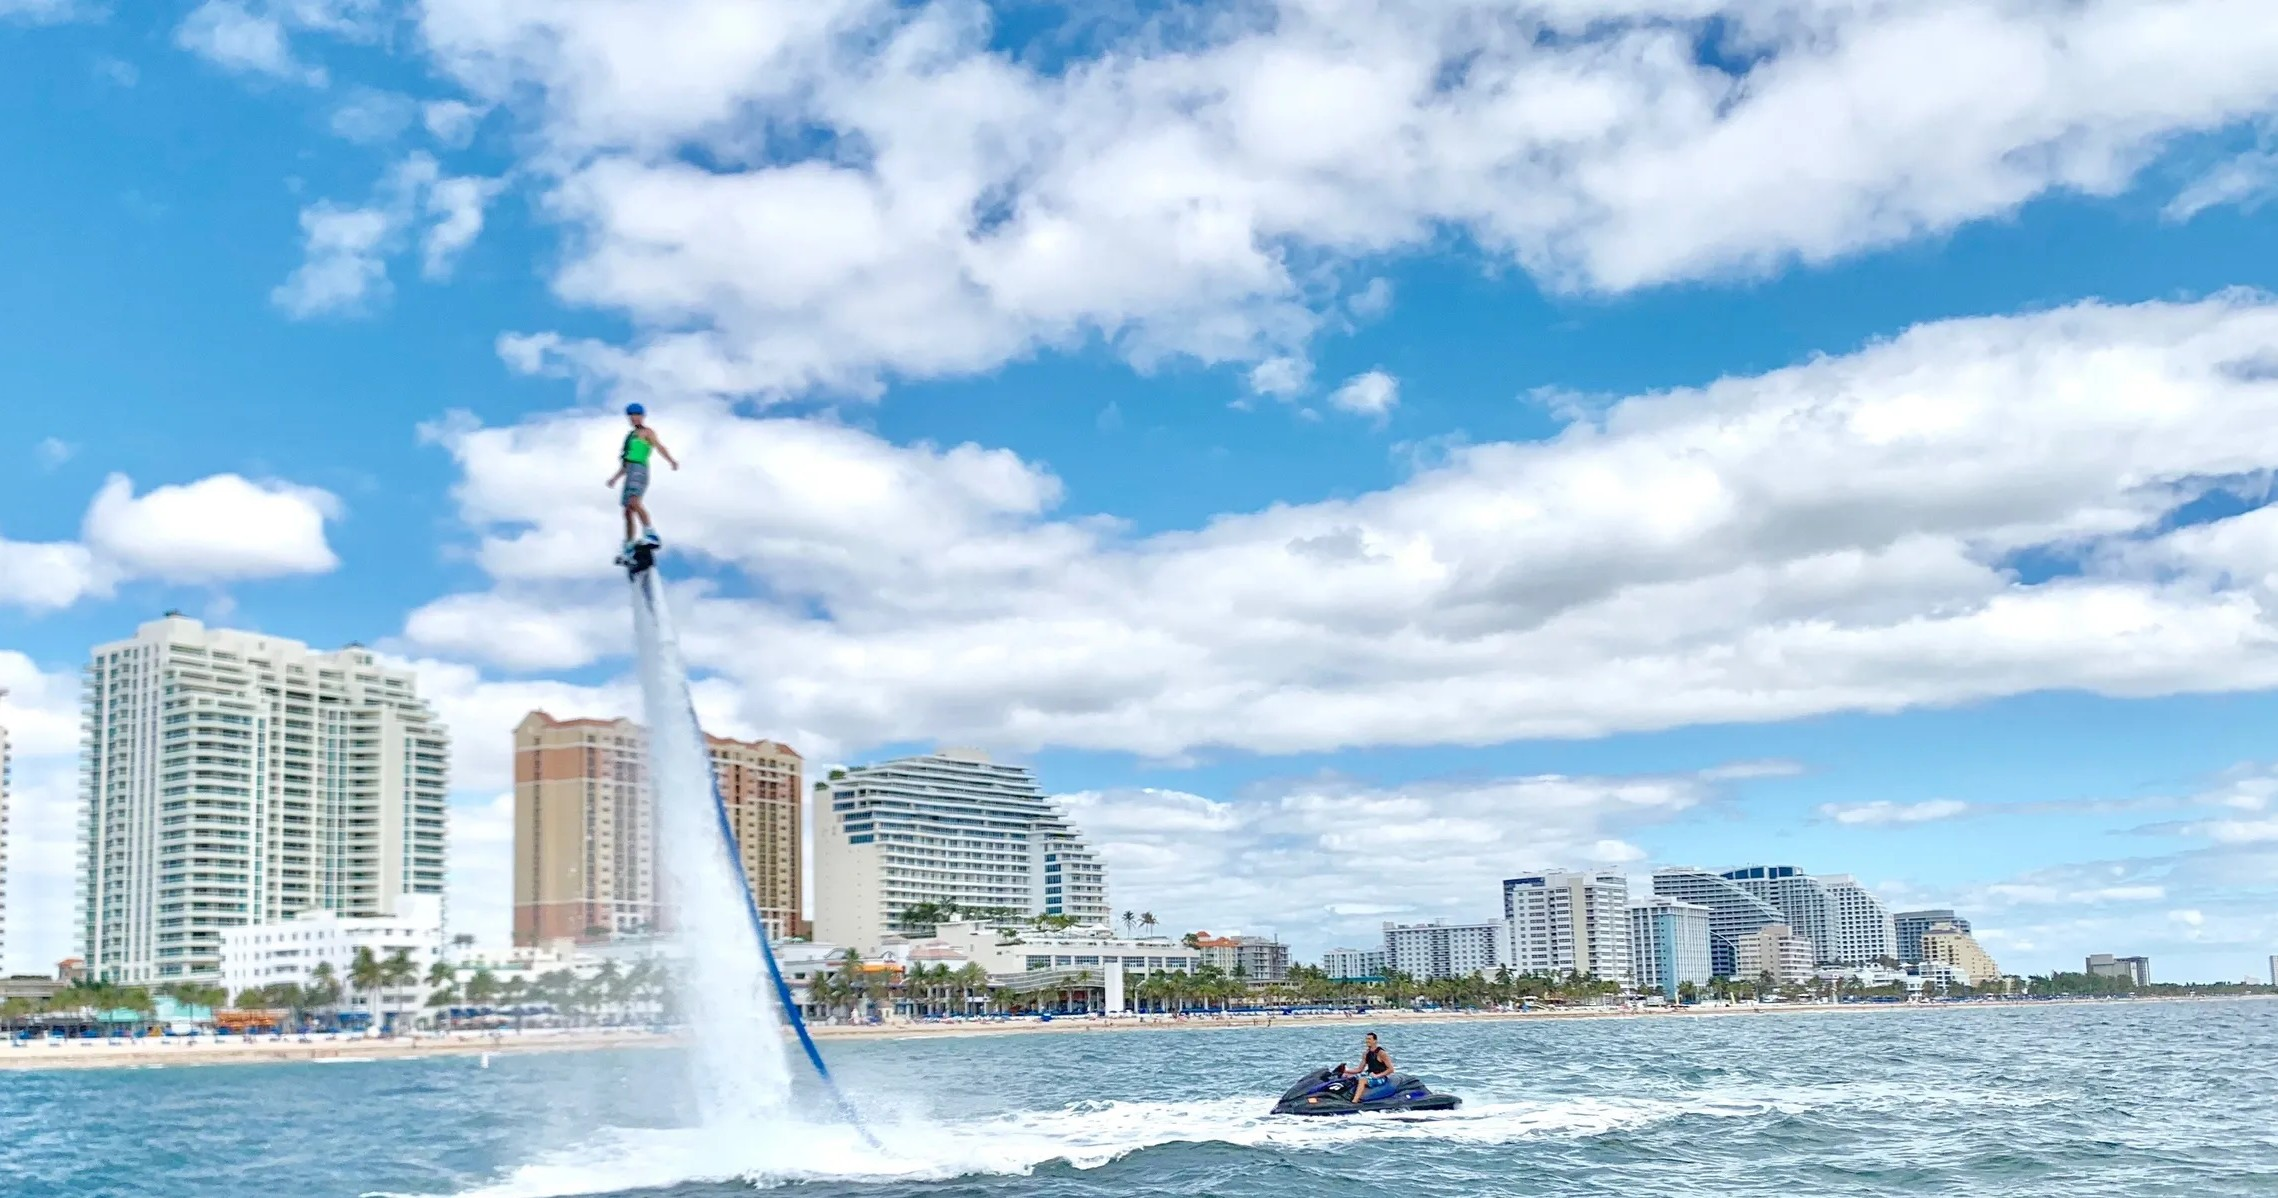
1716 865 1896 965
76 615 450 984
1651 867 1784 978
1821 875 1898 965
1920 920 2002 987
810 749 1108 951
1502 870 1632 983
512 712 803 944
1895 909 1968 964
1628 896 1713 996
0 698 10 969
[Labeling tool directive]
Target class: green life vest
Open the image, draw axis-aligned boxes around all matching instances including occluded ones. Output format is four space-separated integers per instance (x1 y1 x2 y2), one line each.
622 431 653 465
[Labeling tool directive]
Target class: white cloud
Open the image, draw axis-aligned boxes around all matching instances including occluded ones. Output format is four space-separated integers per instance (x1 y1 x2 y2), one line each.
1248 356 1311 399
81 473 340 583
2 655 97 972
272 201 394 316
177 0 324 84
446 792 514 943
329 87 419 143
2165 148 2278 221
408 296 2278 760
0 472 344 611
0 0 86 24
422 174 505 279
1061 767 1711 953
1328 369 1400 420
273 153 505 316
374 0 2278 401
35 438 73 470
1819 798 1971 826
422 99 487 147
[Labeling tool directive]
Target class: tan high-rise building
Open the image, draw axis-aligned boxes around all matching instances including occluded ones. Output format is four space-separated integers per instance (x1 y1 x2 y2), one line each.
513 712 803 946
1921 920 2002 988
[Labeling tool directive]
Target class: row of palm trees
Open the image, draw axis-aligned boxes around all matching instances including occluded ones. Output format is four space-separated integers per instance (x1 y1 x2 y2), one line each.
425 958 674 1026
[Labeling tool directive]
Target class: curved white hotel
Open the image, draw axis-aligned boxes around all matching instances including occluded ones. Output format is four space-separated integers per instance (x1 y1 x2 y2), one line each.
811 749 1108 951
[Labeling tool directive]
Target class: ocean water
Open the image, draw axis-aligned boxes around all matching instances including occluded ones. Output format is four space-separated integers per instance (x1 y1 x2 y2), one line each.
7 1000 2275 1198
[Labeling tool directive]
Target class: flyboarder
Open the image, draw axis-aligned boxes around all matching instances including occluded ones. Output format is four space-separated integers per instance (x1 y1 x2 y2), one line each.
607 402 678 570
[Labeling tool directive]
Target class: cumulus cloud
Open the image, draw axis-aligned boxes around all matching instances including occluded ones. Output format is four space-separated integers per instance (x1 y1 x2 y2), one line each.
1328 370 1400 420
422 99 487 147
82 473 340 582
272 202 395 316
273 152 504 316
176 0 388 85
1061 768 1712 952
407 295 2278 759
0 472 343 611
177 1 324 84
1819 798 1971 826
367 0 2278 400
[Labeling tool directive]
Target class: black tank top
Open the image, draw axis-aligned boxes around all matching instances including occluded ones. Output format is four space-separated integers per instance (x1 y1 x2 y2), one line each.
1364 1046 1389 1074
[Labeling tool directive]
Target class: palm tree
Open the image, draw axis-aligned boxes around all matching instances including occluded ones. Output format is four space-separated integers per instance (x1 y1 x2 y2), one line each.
1121 910 1137 937
1139 912 1158 938
349 948 387 1032
381 949 420 1031
951 962 988 1017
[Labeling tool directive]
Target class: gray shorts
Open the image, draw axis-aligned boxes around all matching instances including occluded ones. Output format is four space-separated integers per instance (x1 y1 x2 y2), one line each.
621 463 650 505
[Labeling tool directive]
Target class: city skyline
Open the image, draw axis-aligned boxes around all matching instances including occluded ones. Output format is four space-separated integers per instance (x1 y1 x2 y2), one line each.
0 607 2256 978
3 4 2278 981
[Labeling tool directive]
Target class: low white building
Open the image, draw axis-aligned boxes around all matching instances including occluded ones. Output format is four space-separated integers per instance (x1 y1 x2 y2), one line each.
220 894 444 1017
919 920 1200 980
1383 920 1505 982
1322 947 1387 981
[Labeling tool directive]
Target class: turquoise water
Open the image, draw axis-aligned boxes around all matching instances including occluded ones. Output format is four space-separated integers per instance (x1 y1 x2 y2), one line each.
8 1000 2275 1198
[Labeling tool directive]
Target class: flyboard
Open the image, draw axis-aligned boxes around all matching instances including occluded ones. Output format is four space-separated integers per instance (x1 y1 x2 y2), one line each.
623 537 887 1152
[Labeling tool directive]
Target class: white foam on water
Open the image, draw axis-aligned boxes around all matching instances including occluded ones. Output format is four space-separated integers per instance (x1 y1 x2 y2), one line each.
630 579 795 1126
399 1090 1779 1198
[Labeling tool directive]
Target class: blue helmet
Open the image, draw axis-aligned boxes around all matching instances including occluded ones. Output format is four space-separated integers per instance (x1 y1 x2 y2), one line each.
625 402 646 416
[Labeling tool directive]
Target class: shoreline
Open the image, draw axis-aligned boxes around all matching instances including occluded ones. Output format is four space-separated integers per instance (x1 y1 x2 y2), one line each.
8 993 2267 1072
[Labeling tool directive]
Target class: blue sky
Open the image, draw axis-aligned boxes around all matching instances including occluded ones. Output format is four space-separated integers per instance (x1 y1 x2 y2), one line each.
4 0 2278 981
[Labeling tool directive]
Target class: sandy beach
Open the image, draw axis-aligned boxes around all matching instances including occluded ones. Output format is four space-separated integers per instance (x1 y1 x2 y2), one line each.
13 994 2258 1071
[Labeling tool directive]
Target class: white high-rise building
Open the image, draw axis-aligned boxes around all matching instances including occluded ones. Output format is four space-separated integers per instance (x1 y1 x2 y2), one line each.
0 700 10 970
76 616 451 983
1652 867 1784 977
1382 920 1504 982
1503 871 1631 983
1821 875 1897 965
811 750 1108 951
1720 866 1834 962
1629 896 1713 996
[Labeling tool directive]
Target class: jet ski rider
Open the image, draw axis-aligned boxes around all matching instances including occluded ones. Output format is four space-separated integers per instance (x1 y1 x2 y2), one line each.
1345 1032 1394 1101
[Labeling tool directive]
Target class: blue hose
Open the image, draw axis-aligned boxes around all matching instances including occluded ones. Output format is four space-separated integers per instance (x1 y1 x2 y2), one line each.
635 569 886 1152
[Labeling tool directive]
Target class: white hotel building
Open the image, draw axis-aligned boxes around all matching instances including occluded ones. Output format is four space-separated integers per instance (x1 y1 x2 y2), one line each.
1503 871 1631 983
1382 920 1505 982
220 892 445 1007
811 750 1109 951
77 616 450 983
0 701 11 968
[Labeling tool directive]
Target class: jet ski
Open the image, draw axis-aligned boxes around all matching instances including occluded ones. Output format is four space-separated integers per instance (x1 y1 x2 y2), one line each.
1273 1064 1461 1116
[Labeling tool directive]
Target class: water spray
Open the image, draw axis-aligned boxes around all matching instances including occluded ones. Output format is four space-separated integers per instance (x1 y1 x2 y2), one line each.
630 567 886 1152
